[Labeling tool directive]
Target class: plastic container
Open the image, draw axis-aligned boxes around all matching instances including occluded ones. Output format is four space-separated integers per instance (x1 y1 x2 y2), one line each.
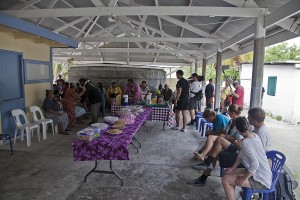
77 127 100 141
104 116 119 124
122 94 128 106
152 96 157 104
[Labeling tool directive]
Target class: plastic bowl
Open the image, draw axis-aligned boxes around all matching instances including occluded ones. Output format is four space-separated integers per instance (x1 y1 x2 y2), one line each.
104 116 119 124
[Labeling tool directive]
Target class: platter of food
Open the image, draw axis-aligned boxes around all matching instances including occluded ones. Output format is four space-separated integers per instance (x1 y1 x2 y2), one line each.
107 129 122 135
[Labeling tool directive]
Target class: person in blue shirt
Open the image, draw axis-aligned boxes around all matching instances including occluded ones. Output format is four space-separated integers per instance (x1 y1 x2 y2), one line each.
204 109 230 135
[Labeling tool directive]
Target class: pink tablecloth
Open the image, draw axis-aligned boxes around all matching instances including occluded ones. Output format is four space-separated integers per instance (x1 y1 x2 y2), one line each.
72 108 151 161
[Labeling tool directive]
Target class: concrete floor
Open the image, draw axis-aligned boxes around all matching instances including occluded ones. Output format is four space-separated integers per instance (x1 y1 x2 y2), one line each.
0 114 299 200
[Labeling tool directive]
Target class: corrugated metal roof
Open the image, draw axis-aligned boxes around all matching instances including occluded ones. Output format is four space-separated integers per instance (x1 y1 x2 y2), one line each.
0 0 298 66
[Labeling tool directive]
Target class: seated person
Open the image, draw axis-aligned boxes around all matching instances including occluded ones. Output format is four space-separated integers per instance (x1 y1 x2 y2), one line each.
190 107 270 186
123 79 141 104
140 81 150 100
161 84 173 103
190 105 244 186
106 81 122 105
222 117 272 200
43 90 69 135
193 104 243 161
201 109 230 136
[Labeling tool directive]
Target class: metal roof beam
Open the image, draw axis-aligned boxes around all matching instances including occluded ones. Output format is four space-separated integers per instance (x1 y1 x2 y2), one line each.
108 0 119 7
136 15 147 36
207 0 300 58
12 0 42 10
53 54 189 60
75 17 94 37
53 17 89 33
36 0 58 25
126 17 202 51
90 0 105 7
54 48 203 55
2 7 267 18
77 37 221 43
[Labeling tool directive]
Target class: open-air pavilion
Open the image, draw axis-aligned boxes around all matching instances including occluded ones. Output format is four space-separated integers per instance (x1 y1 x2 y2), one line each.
0 0 299 199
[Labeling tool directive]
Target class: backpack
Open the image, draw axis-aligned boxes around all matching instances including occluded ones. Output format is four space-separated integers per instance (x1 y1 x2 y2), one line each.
269 166 297 200
191 90 203 101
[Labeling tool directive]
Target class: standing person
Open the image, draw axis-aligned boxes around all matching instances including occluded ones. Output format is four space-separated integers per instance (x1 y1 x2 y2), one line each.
124 79 141 104
220 80 231 111
106 81 122 106
97 82 106 117
61 83 85 127
79 78 102 124
205 78 215 109
222 117 272 200
188 73 202 126
140 81 150 100
55 74 65 91
60 82 69 99
172 70 189 132
161 84 173 104
231 81 244 108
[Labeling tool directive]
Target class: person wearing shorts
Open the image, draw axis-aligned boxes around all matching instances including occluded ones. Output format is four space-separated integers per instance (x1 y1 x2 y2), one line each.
222 117 272 200
172 70 189 132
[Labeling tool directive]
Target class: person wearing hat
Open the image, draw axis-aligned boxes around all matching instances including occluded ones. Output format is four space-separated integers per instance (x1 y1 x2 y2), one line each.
231 81 244 108
187 73 202 126
106 81 122 106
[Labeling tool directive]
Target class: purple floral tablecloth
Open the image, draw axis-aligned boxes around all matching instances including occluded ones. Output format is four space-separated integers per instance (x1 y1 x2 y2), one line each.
72 107 151 161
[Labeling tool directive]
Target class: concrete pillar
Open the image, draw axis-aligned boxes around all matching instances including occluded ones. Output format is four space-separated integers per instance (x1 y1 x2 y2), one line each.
250 16 265 108
190 62 193 76
195 58 199 74
201 56 207 111
214 44 222 110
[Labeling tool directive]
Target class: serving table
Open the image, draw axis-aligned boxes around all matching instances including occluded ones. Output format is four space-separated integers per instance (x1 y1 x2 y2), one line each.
111 104 173 130
72 107 151 185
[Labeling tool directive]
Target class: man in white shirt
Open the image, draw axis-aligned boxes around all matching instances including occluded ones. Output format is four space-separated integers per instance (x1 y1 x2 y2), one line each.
187 73 202 126
247 107 271 150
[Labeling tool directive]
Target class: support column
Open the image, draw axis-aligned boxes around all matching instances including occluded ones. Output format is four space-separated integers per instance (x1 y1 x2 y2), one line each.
190 62 193 76
201 56 207 110
195 57 199 74
214 44 222 110
250 16 265 108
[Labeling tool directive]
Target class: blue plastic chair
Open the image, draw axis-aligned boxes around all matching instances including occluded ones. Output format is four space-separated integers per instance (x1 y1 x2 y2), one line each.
195 112 203 130
242 150 286 200
199 119 213 137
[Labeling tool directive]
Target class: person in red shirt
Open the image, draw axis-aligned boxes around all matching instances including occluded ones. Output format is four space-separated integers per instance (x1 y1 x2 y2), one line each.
232 81 244 108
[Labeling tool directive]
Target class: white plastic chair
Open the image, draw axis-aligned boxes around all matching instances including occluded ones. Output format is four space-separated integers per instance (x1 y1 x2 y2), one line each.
11 109 40 147
29 106 55 140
